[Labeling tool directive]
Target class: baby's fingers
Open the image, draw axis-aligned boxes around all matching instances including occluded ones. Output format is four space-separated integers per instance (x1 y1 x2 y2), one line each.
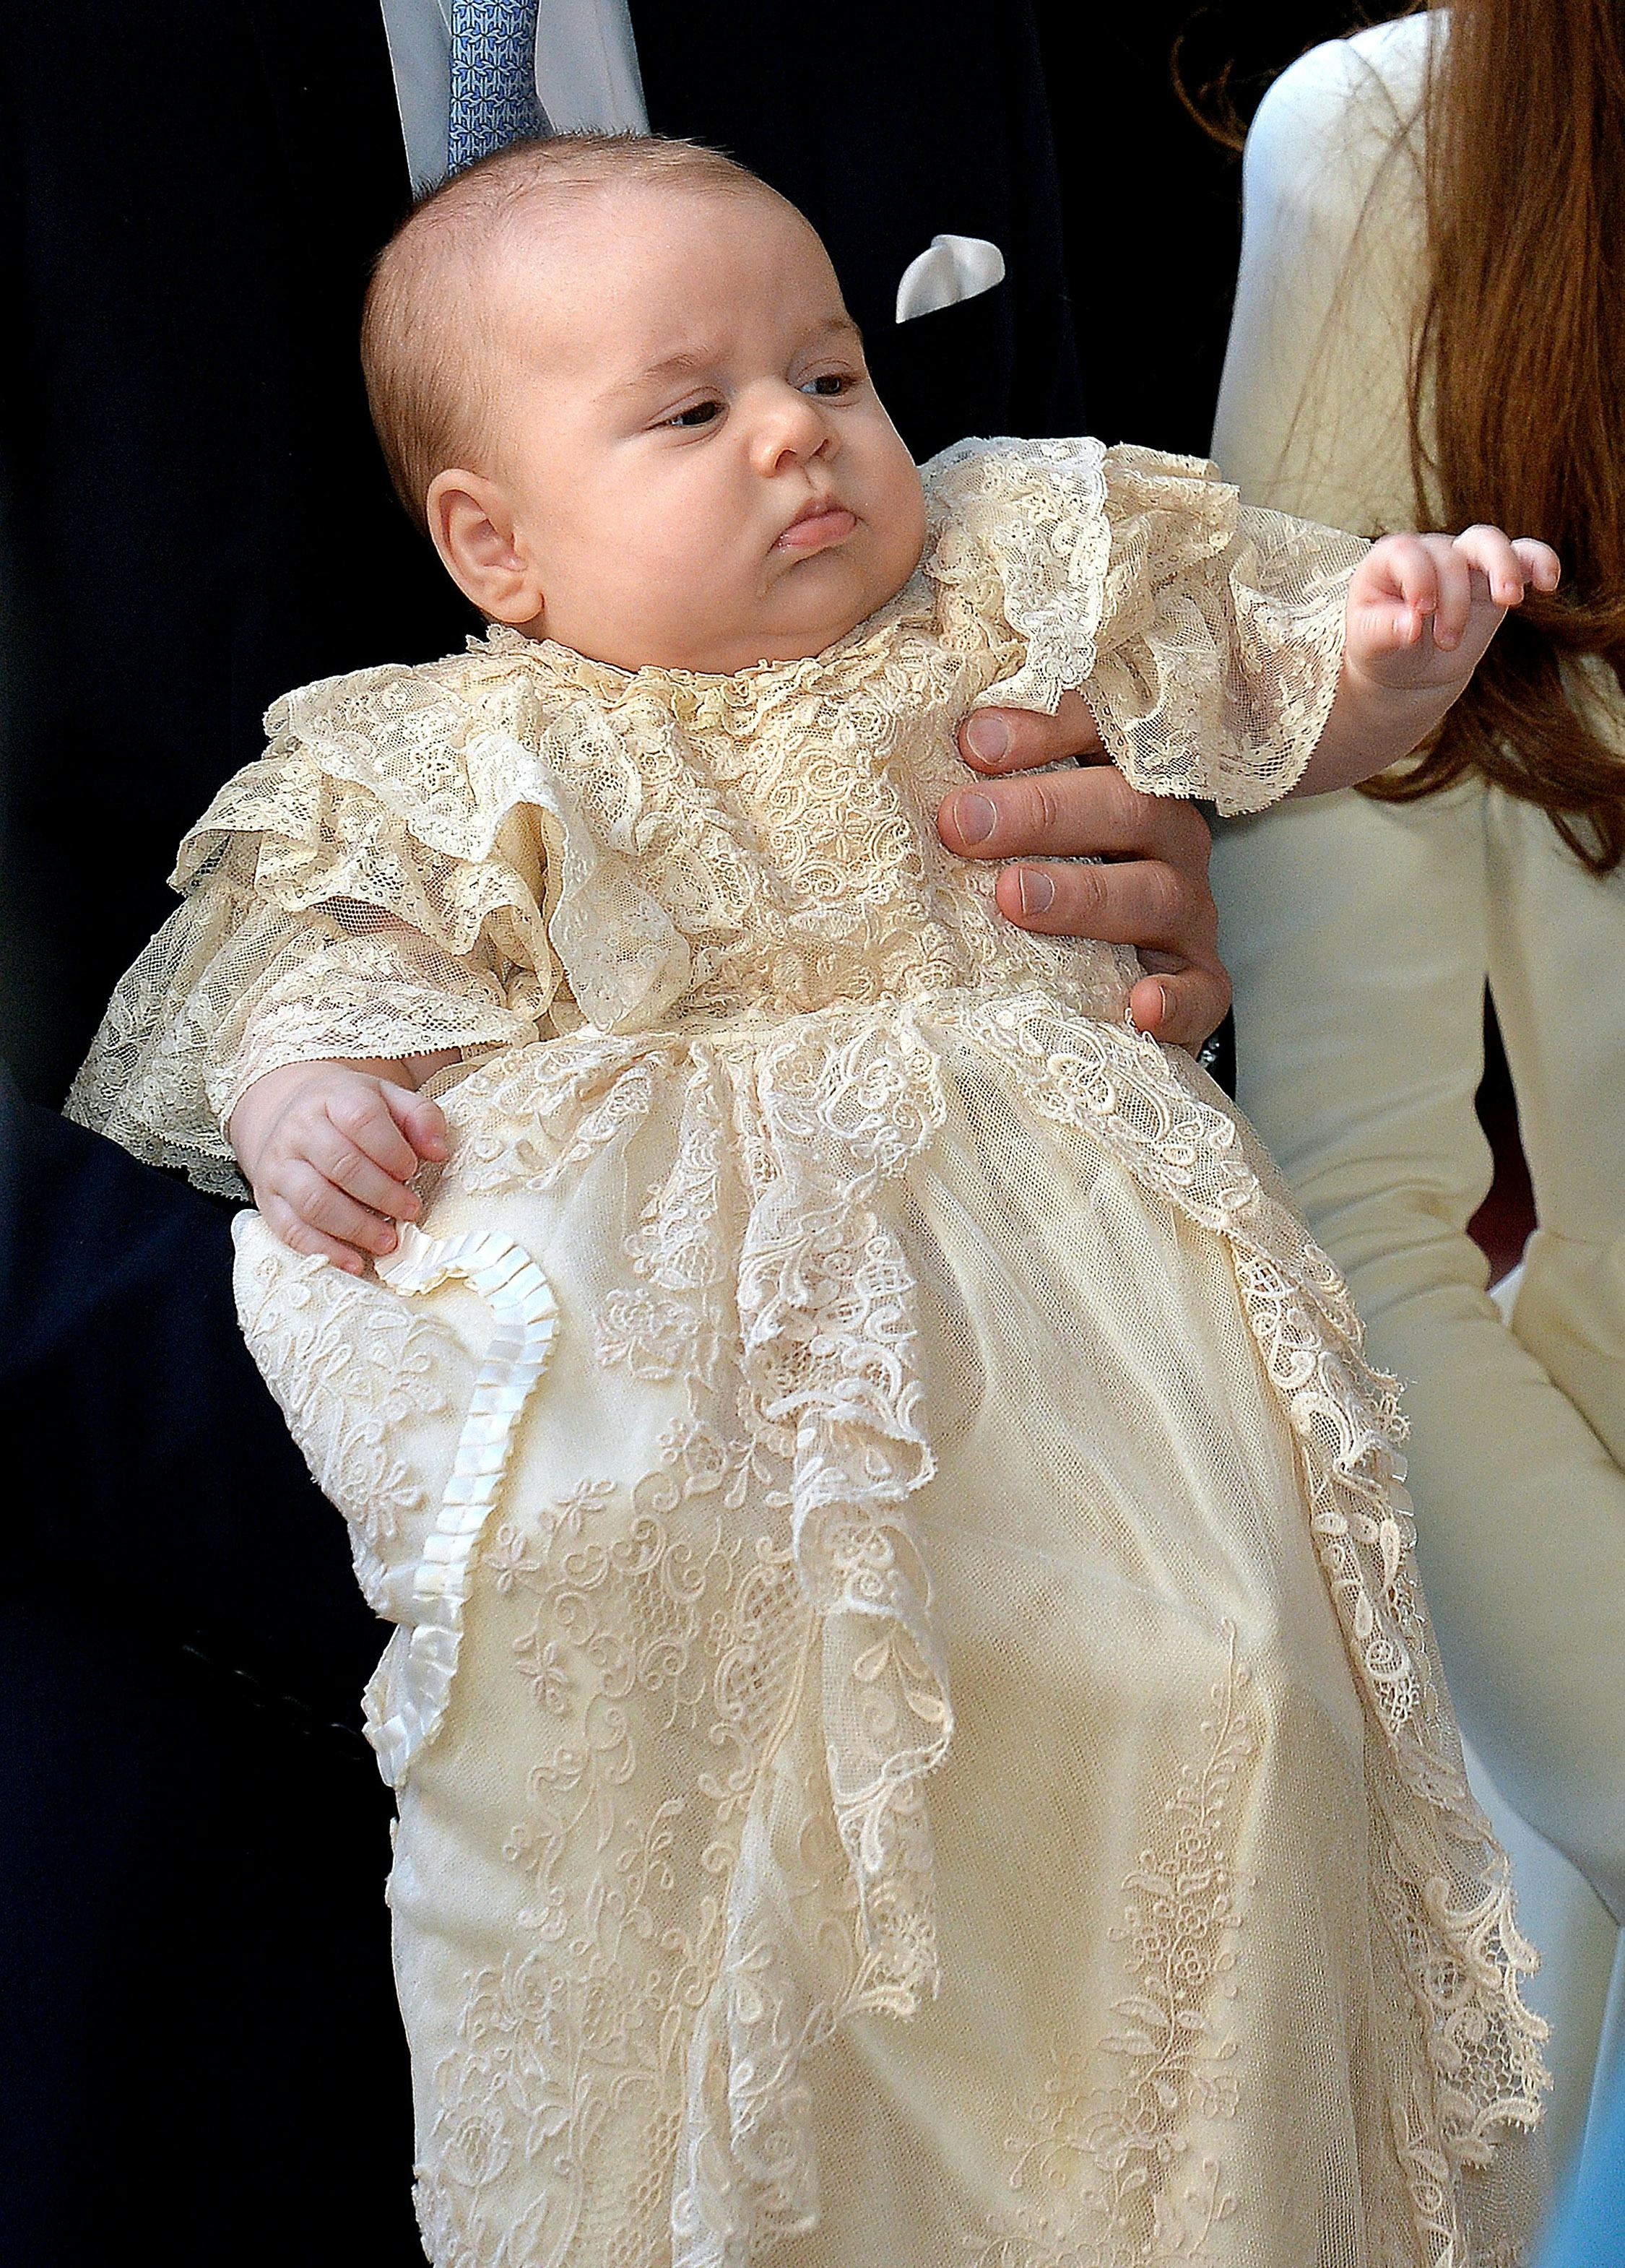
260 1190 371 1276
1366 533 1442 647
1426 537 1478 652
306 1120 422 1224
1452 524 1541 610
324 1083 422 1180
1513 537 1561 594
274 1159 402 1260
381 1079 449 1164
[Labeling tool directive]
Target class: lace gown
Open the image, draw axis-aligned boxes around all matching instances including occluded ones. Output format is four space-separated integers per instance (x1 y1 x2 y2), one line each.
72 439 1548 2268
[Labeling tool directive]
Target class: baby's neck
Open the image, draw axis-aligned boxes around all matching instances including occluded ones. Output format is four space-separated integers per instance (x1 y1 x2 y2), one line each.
514 615 882 679
503 547 924 680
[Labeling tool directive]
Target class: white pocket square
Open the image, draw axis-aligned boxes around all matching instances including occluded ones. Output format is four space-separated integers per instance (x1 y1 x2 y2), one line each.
894 234 1007 324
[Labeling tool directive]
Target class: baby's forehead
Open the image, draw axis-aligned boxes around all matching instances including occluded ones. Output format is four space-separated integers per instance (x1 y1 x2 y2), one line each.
474 181 841 367
487 175 814 296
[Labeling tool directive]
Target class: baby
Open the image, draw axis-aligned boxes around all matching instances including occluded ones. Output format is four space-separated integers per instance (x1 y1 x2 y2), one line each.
233 141 1546 1272
74 135 1556 2268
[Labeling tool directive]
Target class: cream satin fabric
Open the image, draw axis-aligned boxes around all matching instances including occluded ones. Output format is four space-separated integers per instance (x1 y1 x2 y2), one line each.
1210 11 1625 2185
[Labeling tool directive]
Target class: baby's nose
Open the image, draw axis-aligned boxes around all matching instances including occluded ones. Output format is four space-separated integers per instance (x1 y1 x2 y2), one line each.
754 387 836 473
768 434 827 474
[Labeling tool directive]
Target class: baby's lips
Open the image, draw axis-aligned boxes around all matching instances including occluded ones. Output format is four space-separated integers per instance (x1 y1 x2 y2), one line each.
774 503 857 554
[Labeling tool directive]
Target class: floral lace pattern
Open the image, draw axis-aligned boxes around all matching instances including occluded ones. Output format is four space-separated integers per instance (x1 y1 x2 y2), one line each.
929 436 1365 809
956 998 1549 2202
971 1627 1252 2267
362 986 1544 2267
402 1412 965 2268
458 1016 958 2259
233 1234 451 1612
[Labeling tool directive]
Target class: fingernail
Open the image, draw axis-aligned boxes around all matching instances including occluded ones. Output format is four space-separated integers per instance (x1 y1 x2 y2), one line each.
1016 867 1054 914
380 1228 397 1252
954 792 997 845
963 714 1010 766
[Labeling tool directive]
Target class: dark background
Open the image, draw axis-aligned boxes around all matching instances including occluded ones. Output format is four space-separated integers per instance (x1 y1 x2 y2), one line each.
1037 2 1375 456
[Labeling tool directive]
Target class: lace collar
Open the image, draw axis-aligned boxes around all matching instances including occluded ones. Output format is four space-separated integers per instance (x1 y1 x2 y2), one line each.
473 571 935 727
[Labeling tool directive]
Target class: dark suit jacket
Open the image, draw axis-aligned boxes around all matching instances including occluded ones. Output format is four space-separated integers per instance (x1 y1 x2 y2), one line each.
0 1073 422 2263
0 5 1083 2259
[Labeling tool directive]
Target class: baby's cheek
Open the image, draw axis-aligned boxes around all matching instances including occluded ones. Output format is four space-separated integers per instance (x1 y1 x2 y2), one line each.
860 458 930 615
547 528 666 659
885 467 930 586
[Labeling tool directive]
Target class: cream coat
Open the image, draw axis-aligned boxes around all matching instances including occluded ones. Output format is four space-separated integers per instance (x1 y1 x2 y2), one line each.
1210 9 1625 2179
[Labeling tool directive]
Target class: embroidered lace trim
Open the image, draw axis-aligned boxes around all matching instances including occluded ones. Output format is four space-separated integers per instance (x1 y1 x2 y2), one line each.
971 1625 1254 2266
930 436 1367 813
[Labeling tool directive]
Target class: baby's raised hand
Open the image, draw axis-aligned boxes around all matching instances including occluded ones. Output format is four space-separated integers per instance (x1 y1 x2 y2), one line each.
1301 525 1561 795
228 1058 448 1275
1346 526 1561 692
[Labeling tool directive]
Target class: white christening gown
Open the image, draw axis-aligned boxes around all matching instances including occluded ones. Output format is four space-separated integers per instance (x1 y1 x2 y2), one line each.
72 439 1549 2268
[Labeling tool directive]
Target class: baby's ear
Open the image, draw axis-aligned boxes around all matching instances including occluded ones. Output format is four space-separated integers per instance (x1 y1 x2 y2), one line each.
426 469 545 631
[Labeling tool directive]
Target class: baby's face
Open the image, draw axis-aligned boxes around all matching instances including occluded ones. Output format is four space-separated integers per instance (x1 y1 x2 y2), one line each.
438 186 928 674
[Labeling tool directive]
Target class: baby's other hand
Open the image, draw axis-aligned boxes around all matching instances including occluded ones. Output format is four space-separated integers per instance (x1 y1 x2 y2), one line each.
1347 526 1561 693
228 1060 448 1275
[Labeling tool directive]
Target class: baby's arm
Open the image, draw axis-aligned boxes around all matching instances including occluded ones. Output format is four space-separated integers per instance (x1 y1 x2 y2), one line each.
1293 526 1561 796
229 1053 458 1275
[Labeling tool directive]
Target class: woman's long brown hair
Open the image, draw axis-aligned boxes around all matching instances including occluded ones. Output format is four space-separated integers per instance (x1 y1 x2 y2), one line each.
1374 0 1625 871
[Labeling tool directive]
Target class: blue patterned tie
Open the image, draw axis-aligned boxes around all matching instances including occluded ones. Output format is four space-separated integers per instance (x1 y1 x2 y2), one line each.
447 0 550 176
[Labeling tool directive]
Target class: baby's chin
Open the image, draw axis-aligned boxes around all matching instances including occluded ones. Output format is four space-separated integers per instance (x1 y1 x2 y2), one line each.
534 519 927 677
633 543 923 676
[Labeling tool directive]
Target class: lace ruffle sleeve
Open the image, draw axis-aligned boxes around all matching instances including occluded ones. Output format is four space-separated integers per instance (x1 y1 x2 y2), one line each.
66 656 561 1195
928 435 1369 815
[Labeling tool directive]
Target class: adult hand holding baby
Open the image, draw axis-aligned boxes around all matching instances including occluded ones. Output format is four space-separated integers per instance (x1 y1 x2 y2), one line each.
228 1058 451 1275
939 693 1228 1049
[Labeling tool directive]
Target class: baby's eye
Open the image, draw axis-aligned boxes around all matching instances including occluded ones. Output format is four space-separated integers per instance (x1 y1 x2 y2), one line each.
665 399 724 429
801 372 855 398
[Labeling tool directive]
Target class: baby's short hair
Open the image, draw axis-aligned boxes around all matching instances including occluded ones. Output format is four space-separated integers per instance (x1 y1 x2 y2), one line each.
362 131 779 531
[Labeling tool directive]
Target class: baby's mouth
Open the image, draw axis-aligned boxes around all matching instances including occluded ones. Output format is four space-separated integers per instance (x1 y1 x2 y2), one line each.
774 497 857 555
